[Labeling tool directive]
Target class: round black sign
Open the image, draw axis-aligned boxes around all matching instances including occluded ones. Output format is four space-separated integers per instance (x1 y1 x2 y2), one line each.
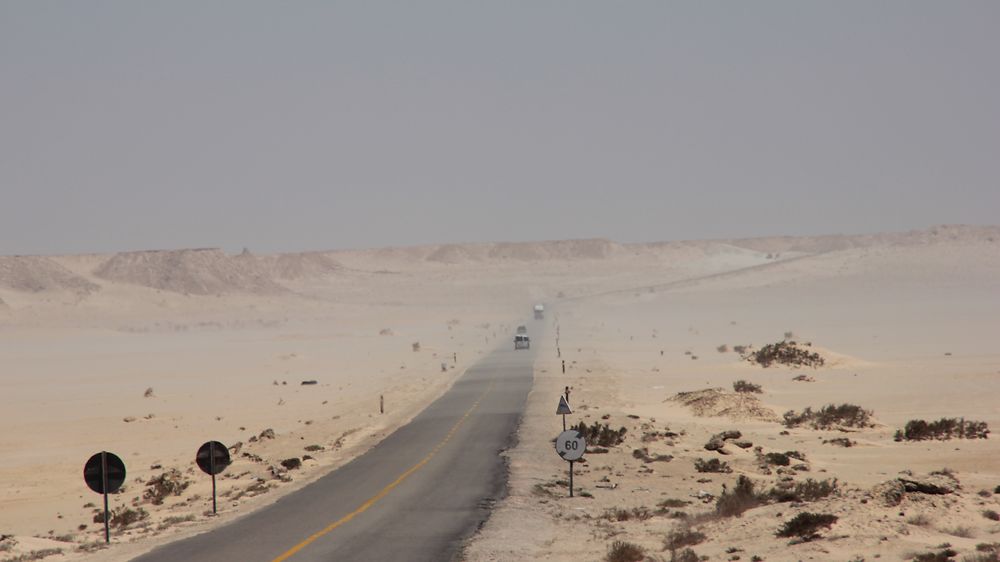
196 441 231 476
84 451 126 494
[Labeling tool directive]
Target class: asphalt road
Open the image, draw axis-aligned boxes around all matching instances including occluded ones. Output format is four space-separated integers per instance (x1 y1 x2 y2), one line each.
135 341 536 562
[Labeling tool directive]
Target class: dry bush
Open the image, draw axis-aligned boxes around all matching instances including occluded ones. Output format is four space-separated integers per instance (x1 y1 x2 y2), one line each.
717 344 729 353
664 528 706 550
895 418 990 441
109 507 149 529
823 437 855 447
670 549 699 562
907 513 933 526
605 540 645 562
913 550 957 562
945 525 975 538
746 341 824 368
716 475 767 517
775 512 838 541
733 380 763 394
694 458 731 473
783 403 874 429
575 421 627 447
143 469 191 505
770 478 838 503
411 342 421 352
604 507 653 522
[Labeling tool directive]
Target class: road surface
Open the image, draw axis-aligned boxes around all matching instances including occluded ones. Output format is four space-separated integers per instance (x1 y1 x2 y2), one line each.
135 342 536 562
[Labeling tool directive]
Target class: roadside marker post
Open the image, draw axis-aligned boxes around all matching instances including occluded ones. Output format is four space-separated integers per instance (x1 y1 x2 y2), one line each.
83 451 126 544
555 429 586 497
196 441 231 514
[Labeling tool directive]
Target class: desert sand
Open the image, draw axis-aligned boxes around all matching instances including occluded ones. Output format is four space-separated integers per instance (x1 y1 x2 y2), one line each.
1 225 999 561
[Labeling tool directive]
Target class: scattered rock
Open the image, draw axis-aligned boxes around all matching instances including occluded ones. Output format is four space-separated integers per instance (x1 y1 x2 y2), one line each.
258 428 276 440
300 380 317 385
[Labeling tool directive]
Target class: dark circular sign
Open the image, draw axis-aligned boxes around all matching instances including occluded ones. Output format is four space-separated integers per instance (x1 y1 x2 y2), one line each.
196 441 231 475
84 451 126 494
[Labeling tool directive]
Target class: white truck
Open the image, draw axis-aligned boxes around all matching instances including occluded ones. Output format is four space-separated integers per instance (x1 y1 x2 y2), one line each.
533 304 545 320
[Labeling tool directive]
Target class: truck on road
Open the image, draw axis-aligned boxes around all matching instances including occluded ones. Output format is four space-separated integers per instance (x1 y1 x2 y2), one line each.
534 304 545 320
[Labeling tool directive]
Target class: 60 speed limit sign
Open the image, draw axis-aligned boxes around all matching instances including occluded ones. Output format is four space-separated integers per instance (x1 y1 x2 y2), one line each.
555 429 586 461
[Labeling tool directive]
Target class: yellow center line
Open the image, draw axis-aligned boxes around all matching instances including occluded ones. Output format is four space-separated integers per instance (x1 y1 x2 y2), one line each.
271 381 495 562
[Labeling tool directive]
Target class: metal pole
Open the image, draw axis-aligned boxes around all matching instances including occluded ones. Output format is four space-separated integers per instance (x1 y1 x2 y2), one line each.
562 360 565 374
562 414 566 431
380 395 384 414
101 452 110 544
568 461 574 497
210 442 217 514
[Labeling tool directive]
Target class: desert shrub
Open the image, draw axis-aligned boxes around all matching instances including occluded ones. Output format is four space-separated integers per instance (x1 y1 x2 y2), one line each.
984 510 1000 521
746 341 824 368
717 344 729 353
913 550 957 562
907 513 933 526
694 458 732 473
604 507 652 522
671 549 699 562
664 528 706 550
143 470 190 505
733 380 763 393
895 418 990 441
775 512 838 540
823 437 855 447
659 498 691 508
783 403 873 429
764 452 791 466
575 421 627 447
770 478 837 503
733 345 749 354
964 553 1000 562
716 475 766 517
946 526 975 538
606 540 645 562
110 507 149 529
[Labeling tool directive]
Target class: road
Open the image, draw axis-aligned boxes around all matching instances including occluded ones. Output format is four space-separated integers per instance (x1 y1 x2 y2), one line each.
135 341 536 562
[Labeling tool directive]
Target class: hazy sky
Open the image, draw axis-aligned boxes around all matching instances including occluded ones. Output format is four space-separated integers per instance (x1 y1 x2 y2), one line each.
2 2 998 255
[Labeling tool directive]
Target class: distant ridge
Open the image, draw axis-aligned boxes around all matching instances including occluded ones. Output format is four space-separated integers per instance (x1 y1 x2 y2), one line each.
0 255 100 295
94 248 283 296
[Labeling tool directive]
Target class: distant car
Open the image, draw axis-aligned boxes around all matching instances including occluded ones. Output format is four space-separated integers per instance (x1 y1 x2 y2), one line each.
534 304 544 320
516 325 528 335
514 334 530 350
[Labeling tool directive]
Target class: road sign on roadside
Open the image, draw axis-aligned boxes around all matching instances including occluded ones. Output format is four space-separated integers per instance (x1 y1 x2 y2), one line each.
556 396 572 415
556 429 585 461
554 429 586 497
83 451 126 544
196 441 231 514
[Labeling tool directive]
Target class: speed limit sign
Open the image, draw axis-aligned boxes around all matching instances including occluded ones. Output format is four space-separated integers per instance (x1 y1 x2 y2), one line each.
555 429 586 461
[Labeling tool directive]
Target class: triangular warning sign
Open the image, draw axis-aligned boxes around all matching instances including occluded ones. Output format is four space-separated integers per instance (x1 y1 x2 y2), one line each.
556 395 572 415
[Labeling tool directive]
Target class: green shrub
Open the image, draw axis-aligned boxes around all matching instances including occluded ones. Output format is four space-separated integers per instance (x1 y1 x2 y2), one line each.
746 341 824 368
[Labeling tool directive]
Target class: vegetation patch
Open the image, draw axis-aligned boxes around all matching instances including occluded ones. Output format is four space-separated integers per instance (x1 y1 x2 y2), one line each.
895 418 989 441
694 458 732 473
605 540 645 562
783 403 874 429
733 380 763 393
664 528 706 550
575 421 627 447
716 475 767 517
143 469 191 505
744 340 824 368
775 512 838 541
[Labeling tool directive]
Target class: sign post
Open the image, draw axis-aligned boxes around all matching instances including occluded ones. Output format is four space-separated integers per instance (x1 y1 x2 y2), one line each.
555 429 586 497
84 451 126 544
196 441 231 514
556 395 572 431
